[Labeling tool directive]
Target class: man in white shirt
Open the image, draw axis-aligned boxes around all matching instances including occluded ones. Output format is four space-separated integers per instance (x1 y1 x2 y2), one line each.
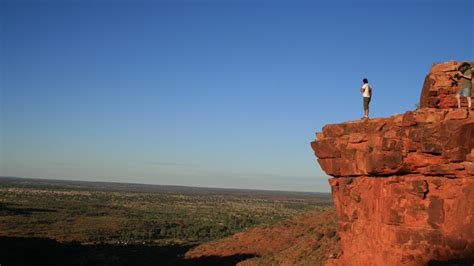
360 78 372 119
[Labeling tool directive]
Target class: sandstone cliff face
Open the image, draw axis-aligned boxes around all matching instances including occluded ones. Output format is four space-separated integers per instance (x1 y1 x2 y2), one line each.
311 61 474 266
420 60 474 108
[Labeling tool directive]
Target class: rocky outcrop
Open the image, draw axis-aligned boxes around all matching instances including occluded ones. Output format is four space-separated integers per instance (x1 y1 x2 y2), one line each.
420 60 474 108
311 61 474 266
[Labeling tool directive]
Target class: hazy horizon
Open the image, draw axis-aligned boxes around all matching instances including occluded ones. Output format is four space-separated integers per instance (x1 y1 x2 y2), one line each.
0 175 331 193
2 0 473 192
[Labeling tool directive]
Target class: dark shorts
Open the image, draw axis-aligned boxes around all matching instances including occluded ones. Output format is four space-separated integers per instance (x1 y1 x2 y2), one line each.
363 97 371 110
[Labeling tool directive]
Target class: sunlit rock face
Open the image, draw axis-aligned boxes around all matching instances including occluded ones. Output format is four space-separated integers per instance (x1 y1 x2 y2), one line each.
311 61 474 266
420 60 474 109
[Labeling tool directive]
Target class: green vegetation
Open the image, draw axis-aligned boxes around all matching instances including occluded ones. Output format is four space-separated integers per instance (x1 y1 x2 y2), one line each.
0 177 332 245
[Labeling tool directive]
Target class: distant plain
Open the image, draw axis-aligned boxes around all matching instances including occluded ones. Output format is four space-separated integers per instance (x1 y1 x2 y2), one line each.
0 176 332 265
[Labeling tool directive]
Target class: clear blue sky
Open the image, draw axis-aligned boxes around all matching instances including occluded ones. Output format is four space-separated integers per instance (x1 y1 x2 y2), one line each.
1 0 472 192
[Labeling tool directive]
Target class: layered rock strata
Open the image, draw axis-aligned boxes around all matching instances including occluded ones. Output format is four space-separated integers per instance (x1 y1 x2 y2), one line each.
311 61 474 266
420 60 474 108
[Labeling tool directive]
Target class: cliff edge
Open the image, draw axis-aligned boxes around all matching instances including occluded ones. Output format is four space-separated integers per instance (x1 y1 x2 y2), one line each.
311 61 474 266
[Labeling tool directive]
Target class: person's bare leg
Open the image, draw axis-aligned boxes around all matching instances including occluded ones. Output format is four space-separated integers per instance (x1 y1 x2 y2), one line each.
456 93 461 108
468 97 472 109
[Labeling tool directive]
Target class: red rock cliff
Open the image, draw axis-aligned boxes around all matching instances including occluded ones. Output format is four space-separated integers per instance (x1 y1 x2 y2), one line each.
311 61 474 266
420 60 474 109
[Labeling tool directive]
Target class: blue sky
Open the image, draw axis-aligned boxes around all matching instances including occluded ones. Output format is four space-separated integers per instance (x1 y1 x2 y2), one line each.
1 0 473 192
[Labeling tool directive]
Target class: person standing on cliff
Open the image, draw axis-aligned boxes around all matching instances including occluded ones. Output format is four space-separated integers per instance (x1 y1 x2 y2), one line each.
360 78 372 119
455 62 472 110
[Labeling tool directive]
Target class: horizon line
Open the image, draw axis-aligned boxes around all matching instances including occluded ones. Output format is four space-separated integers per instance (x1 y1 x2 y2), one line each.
0 176 331 194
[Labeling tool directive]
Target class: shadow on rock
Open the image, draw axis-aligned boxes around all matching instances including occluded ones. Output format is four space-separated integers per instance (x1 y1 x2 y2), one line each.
429 258 474 266
0 236 256 266
179 254 257 266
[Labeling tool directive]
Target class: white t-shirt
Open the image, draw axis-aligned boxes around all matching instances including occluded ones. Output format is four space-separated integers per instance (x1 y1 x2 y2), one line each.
362 84 371 98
